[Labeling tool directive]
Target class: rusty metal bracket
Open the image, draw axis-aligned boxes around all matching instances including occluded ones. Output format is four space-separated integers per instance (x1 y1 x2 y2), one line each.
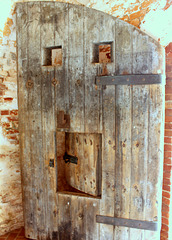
96 74 163 85
63 152 78 164
96 215 158 231
57 111 70 129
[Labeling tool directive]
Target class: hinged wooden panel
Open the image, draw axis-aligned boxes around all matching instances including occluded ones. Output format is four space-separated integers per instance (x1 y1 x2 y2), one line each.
17 2 165 240
65 133 102 196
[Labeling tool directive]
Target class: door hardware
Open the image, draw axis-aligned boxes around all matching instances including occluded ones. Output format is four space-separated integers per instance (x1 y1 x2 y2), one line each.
63 152 78 164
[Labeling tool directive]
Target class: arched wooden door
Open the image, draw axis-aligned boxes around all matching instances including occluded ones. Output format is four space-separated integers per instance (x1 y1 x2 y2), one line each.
17 2 165 240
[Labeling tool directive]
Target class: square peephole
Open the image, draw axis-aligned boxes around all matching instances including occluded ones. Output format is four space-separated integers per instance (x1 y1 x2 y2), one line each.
93 42 113 63
43 46 62 66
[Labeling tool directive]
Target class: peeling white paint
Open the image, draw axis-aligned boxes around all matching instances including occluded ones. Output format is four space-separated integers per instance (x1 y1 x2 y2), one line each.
141 5 172 46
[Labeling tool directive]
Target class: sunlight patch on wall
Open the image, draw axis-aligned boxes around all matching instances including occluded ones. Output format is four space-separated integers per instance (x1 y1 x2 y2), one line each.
140 3 172 46
0 0 11 33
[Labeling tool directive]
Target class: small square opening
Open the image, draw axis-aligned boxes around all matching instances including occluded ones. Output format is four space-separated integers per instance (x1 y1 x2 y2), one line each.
93 42 113 63
43 46 62 66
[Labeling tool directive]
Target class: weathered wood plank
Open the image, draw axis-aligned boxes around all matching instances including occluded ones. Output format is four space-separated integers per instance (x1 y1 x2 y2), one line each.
144 84 164 240
144 38 165 240
129 27 150 240
27 2 45 239
114 19 133 240
58 195 72 240
40 2 58 239
68 4 85 132
16 3 36 239
54 2 69 128
100 85 116 240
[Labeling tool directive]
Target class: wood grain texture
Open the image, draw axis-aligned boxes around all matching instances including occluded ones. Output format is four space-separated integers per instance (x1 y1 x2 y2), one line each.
16 3 36 239
114 19 133 240
17 2 165 240
40 2 58 239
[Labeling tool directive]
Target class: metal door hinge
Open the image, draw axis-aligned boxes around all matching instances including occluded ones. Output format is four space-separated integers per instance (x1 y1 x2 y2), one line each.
96 215 158 231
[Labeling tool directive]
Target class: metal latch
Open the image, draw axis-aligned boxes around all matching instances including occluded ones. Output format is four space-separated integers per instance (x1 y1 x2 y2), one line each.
49 159 54 168
63 152 78 164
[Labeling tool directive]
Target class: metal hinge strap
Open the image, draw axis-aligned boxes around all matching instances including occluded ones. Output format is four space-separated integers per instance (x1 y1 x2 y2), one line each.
96 215 158 231
96 74 163 85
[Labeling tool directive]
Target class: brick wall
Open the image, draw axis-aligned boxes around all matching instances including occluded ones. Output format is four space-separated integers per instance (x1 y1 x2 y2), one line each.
0 8 24 235
161 43 172 240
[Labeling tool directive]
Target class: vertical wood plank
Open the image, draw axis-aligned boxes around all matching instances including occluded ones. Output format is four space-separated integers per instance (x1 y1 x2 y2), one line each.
40 2 58 239
58 195 72 240
54 2 69 124
68 4 85 132
100 86 116 240
27 2 46 239
129 28 150 240
114 19 133 240
16 3 37 239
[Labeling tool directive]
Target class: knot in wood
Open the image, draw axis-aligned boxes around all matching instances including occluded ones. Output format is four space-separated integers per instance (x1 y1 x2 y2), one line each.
52 78 58 86
26 79 34 89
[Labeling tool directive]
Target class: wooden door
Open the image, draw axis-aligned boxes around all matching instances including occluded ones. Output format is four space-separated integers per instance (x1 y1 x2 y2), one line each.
17 2 165 240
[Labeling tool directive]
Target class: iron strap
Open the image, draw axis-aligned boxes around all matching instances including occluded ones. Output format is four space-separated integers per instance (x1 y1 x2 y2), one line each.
96 215 158 231
96 74 163 85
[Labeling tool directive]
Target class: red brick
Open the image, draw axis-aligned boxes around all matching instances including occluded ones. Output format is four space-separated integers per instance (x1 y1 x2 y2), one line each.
166 64 172 72
10 110 18 116
142 0 156 9
164 157 172 165
163 183 171 192
165 101 172 109
165 130 172 136
7 116 18 121
163 171 171 179
162 209 169 219
162 196 170 206
165 109 172 116
164 151 172 158
164 144 172 151
165 95 172 101
166 71 172 78
120 15 129 21
162 217 169 226
163 178 171 186
2 122 11 128
161 224 169 232
166 42 172 53
4 97 13 102
129 9 147 20
162 190 170 199
165 86 172 94
160 229 169 238
130 18 140 27
0 83 7 90
1 110 9 115
162 202 170 212
0 90 5 96
163 164 172 171
160 236 166 240
164 137 172 143
165 115 172 122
